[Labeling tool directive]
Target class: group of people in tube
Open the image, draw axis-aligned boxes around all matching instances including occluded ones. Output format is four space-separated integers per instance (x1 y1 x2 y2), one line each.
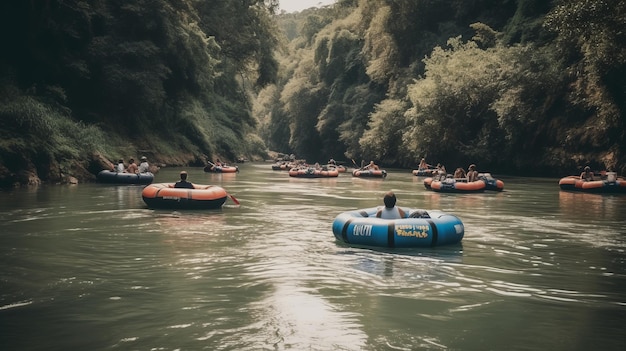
273 154 382 172
418 158 480 182
577 165 621 183
281 158 345 172
108 156 230 188
112 156 150 174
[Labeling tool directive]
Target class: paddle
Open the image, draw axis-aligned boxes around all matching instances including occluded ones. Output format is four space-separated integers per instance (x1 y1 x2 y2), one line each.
228 193 240 205
202 160 217 173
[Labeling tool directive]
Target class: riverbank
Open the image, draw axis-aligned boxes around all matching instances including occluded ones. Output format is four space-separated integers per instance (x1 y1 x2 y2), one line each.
0 150 264 188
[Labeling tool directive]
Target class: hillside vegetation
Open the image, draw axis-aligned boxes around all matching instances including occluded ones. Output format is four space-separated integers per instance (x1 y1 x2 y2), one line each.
1 0 624 186
0 0 279 186
264 0 625 175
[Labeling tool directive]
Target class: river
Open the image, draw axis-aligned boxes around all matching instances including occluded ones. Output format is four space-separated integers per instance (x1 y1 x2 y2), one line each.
1 163 625 350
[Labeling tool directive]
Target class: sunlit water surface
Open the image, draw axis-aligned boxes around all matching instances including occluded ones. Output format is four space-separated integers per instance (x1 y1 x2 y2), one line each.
1 163 625 350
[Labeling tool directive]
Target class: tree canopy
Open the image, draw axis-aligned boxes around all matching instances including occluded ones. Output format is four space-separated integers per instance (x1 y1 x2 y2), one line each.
264 0 626 174
1 0 625 185
0 0 280 185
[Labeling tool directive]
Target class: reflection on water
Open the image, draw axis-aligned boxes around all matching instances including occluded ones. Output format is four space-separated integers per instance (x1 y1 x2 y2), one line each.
245 283 368 350
1 167 626 350
558 190 623 221
421 191 496 211
154 212 227 231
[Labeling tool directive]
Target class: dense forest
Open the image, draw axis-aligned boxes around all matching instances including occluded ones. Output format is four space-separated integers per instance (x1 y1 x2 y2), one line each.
0 0 624 186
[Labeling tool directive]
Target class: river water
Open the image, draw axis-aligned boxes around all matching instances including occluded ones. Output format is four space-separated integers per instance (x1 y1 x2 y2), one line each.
1 163 625 350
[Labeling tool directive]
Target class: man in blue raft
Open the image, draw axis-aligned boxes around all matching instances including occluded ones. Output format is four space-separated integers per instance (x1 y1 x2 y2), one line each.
332 190 462 247
375 191 406 219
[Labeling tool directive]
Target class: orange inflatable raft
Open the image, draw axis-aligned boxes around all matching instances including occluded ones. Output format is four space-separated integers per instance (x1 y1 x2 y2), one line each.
559 173 626 193
272 162 294 170
289 167 339 178
352 169 387 178
203 165 239 173
142 183 228 209
424 177 486 193
328 165 347 173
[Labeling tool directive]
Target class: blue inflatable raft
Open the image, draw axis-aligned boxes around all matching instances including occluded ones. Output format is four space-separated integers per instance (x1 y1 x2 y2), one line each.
332 207 464 248
97 170 154 185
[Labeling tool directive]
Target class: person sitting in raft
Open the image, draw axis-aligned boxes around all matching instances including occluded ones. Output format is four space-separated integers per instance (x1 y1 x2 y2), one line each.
418 158 431 170
113 159 125 173
454 167 466 179
138 156 150 173
174 171 195 189
211 158 223 171
467 164 479 182
580 166 595 181
435 163 447 180
126 158 139 174
328 158 336 165
207 158 223 171
364 160 380 171
375 191 406 219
